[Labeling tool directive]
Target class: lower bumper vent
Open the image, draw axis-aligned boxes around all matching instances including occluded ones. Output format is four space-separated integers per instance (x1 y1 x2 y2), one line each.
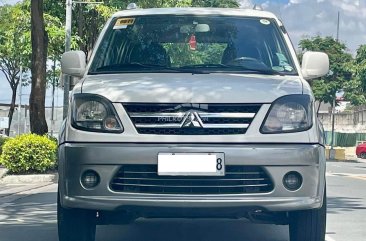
110 165 273 194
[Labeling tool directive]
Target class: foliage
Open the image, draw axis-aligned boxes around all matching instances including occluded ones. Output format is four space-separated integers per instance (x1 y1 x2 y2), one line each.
46 134 58 144
0 1 66 84
354 45 366 102
0 4 32 70
191 0 239 7
0 3 32 135
0 1 67 135
0 134 57 174
43 0 239 58
122 0 239 8
165 43 226 66
298 36 358 106
0 136 9 158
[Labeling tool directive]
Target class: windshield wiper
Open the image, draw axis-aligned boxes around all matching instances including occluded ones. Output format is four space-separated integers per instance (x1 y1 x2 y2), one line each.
179 63 284 76
95 63 167 71
180 64 231 69
91 63 209 74
236 66 285 76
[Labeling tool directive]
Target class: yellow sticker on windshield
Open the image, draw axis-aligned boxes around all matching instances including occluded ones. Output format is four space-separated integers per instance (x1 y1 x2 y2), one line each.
114 18 135 29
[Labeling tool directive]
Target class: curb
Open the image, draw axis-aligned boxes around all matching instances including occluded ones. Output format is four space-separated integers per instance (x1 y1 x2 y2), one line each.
0 173 58 184
327 159 358 163
326 157 366 163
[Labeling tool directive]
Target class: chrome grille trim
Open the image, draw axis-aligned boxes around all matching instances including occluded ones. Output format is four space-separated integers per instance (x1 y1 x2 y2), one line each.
200 123 250 128
136 123 182 128
130 112 186 118
129 112 256 118
199 113 256 118
123 103 262 135
135 123 250 129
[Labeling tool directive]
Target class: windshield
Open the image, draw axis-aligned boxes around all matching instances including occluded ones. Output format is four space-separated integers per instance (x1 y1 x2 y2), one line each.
89 15 297 75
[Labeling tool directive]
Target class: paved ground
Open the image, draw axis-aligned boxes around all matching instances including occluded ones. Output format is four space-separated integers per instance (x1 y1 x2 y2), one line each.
0 161 365 241
325 161 366 241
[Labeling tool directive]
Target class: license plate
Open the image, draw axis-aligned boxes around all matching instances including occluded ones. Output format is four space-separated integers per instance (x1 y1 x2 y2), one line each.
158 153 225 176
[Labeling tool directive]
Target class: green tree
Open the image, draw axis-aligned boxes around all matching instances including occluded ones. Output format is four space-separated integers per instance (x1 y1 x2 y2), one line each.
0 3 32 135
298 36 356 110
0 1 68 135
43 0 239 58
354 45 366 100
191 0 239 7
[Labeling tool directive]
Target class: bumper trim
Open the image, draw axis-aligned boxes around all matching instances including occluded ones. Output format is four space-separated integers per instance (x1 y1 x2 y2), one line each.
63 195 322 212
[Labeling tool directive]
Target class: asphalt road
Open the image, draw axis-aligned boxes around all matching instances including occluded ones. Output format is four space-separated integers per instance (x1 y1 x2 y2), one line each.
0 161 365 241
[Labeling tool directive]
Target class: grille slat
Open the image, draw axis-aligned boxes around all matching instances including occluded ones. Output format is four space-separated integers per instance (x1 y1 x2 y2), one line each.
130 112 186 118
135 123 182 128
110 165 273 194
111 183 270 188
199 113 256 118
135 123 250 128
123 103 261 135
114 177 268 181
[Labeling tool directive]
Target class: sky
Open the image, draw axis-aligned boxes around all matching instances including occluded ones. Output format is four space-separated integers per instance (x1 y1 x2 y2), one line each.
243 0 366 54
0 0 365 106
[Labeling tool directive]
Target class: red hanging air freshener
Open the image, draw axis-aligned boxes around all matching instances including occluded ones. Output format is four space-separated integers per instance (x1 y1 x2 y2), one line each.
189 34 197 51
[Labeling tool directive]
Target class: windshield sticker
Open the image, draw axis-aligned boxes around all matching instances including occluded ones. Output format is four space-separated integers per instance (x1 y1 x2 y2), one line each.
260 19 270 25
114 18 135 29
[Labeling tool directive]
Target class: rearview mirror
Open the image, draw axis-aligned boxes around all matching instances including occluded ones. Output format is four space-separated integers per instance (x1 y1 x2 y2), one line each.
61 51 86 78
301 51 329 80
195 24 210 33
180 24 210 34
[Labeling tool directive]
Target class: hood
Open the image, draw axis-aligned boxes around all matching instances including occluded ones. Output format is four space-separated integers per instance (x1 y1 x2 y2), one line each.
80 73 303 103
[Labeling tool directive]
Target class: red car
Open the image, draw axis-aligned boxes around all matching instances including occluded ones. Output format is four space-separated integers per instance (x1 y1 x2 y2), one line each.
356 143 366 158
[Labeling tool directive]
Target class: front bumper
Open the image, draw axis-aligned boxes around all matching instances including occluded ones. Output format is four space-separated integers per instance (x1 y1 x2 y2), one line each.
58 143 326 213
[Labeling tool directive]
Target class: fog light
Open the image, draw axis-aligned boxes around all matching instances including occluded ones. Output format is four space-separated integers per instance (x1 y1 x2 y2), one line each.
283 171 302 191
81 170 100 189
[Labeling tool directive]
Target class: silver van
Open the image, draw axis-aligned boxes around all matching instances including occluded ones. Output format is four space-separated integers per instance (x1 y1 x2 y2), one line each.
58 7 329 241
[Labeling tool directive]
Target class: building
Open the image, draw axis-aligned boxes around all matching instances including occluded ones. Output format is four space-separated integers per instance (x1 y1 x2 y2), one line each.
0 103 63 136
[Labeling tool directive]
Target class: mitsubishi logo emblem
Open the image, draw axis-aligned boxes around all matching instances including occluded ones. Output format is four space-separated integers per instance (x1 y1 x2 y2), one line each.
182 112 203 128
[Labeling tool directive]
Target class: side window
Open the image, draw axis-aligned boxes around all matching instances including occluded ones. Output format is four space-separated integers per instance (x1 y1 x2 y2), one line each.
266 29 294 72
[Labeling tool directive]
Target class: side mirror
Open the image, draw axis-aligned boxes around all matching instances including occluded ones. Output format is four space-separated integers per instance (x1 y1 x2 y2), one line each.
61 51 86 78
301 51 329 80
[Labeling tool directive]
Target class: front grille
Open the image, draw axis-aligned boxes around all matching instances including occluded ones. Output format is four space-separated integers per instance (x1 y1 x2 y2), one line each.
110 165 273 194
123 103 261 135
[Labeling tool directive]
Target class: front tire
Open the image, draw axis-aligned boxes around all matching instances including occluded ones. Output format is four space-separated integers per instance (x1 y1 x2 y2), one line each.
57 192 96 241
289 190 326 241
360 152 366 159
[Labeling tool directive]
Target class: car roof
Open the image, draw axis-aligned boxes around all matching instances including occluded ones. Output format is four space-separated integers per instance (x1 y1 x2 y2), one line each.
112 7 282 25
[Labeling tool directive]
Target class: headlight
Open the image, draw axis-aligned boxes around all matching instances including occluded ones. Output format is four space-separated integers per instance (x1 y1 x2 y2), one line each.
261 95 313 134
72 94 123 133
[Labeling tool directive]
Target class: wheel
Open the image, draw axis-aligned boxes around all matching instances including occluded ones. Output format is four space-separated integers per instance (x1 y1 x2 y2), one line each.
289 189 326 241
57 191 96 241
360 152 366 159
